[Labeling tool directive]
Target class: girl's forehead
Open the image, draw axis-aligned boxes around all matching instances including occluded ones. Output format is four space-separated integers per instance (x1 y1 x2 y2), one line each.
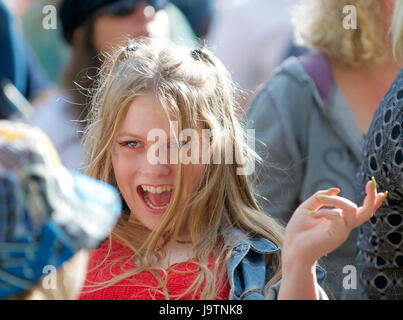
116 91 204 139
116 98 176 137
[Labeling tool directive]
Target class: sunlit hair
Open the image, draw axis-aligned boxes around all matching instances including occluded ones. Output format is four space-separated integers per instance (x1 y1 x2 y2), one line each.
293 0 389 67
392 0 403 65
81 38 284 299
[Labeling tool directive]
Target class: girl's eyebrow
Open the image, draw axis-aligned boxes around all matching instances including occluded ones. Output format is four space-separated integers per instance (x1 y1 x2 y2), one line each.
116 132 175 143
115 132 145 140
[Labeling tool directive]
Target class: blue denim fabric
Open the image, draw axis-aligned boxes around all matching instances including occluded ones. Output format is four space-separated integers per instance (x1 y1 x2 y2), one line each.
227 229 327 300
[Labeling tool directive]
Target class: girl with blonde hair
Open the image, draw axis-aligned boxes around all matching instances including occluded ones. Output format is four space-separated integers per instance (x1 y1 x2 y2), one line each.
79 38 385 300
246 0 399 299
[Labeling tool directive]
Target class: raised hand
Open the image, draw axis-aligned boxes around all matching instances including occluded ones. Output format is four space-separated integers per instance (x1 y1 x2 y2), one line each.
281 179 386 267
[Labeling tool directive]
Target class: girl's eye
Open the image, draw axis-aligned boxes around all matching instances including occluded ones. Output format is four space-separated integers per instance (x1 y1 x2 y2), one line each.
119 141 141 149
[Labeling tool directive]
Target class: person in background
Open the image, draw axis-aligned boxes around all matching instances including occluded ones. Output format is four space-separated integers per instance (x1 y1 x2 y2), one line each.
170 0 215 38
356 0 403 300
207 0 302 110
0 121 120 300
24 0 196 172
22 0 71 86
21 0 196 86
245 0 400 299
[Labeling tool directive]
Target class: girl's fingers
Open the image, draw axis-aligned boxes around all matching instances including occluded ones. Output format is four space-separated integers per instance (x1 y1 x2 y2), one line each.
376 191 388 208
308 208 343 220
354 180 378 226
361 179 377 211
315 194 358 229
315 195 358 212
302 187 341 212
315 180 376 212
312 180 382 229
355 192 386 227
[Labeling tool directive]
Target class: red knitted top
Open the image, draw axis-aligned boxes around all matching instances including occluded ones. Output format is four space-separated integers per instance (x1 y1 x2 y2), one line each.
78 239 230 300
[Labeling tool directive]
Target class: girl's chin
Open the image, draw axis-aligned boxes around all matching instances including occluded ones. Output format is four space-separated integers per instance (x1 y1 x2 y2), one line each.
128 212 161 231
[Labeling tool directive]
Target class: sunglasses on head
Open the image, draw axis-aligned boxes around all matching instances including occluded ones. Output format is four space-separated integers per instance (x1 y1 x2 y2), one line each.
105 0 169 16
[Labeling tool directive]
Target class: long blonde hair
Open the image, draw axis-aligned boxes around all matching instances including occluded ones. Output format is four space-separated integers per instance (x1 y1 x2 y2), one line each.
293 0 389 67
82 38 284 299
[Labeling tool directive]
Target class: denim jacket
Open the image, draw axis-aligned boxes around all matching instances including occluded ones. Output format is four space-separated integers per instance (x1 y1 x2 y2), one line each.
227 229 328 300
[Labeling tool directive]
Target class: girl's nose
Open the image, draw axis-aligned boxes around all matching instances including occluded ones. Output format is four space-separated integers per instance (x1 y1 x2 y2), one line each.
141 164 172 179
141 153 172 177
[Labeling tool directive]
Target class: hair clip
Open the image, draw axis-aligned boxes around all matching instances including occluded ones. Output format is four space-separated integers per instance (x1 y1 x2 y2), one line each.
191 49 204 61
125 44 139 53
191 48 214 66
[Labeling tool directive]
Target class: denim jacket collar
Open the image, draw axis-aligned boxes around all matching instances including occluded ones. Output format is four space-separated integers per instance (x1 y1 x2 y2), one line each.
225 228 281 300
225 228 327 300
226 228 280 253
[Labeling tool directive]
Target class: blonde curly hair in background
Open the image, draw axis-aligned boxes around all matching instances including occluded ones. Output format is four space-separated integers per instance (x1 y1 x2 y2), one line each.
293 0 389 67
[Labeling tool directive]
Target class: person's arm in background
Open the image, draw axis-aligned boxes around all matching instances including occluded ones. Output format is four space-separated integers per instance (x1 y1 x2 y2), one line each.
356 71 403 299
244 69 309 226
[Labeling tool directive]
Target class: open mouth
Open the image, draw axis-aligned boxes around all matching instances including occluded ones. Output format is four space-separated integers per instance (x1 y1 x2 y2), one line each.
137 184 173 213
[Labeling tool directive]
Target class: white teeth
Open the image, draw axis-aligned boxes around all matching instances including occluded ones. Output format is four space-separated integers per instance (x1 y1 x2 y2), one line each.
141 185 173 194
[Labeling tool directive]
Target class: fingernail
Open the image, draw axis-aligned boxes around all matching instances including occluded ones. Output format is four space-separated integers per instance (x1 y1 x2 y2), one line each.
328 187 340 193
372 177 377 190
317 195 330 200
307 210 317 215
381 191 388 203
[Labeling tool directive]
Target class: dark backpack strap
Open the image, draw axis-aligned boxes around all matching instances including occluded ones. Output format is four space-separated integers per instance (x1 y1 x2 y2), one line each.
298 50 333 109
